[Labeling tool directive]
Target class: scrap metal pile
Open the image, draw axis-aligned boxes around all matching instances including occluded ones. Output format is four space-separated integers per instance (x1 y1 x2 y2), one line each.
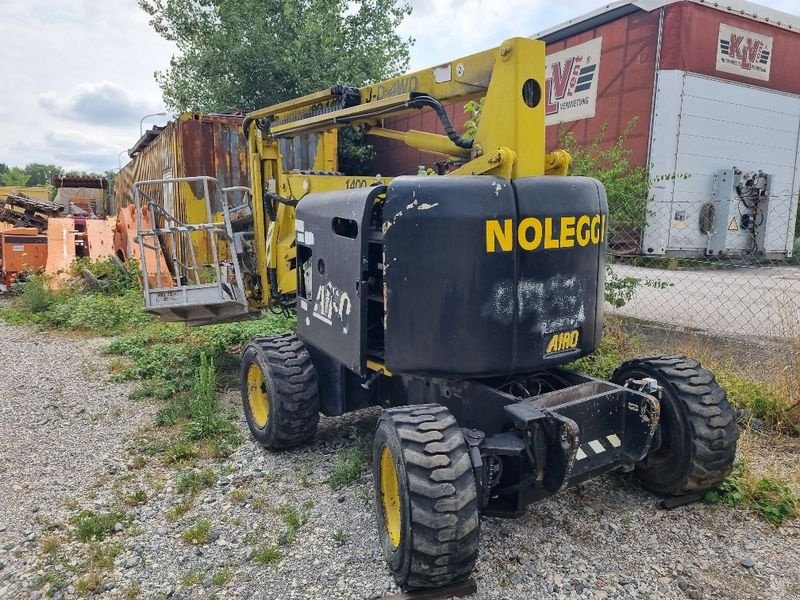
0 193 63 232
0 185 116 291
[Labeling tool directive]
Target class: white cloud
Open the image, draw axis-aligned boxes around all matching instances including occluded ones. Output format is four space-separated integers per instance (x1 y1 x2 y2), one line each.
44 129 125 172
38 81 160 126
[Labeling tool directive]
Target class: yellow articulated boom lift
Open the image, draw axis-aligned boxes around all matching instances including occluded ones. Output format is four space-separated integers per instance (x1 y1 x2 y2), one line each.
133 38 737 592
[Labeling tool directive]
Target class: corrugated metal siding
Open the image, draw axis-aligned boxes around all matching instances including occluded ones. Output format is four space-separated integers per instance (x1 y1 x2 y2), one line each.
113 114 247 265
372 10 660 174
544 10 661 167
660 3 800 95
114 114 247 215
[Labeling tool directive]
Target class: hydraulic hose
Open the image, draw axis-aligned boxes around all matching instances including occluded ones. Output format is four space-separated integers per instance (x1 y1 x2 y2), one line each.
407 94 474 150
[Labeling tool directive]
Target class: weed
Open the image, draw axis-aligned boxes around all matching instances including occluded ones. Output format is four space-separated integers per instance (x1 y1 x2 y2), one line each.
167 500 193 522
107 357 130 374
298 466 312 488
568 318 640 380
212 570 231 586
40 534 61 555
705 460 799 525
717 367 799 434
124 489 148 506
328 444 370 489
87 541 123 570
332 529 347 545
124 583 142 600
181 519 212 544
177 468 218 495
229 488 248 504
251 495 269 510
163 439 198 465
181 569 204 586
263 471 282 484
253 545 281 565
71 510 125 542
277 501 313 545
75 571 103 594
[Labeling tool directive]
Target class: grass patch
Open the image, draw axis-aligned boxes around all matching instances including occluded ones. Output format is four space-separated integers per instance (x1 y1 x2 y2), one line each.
124 489 148 506
276 501 314 545
87 541 123 570
229 488 247 503
328 443 370 490
75 571 103 595
1 259 149 334
298 466 312 488
212 570 231 586
177 468 218 495
40 534 62 555
332 529 347 545
71 509 125 542
181 569 204 587
568 317 641 380
181 518 212 545
167 500 193 522
717 365 799 435
705 460 799 525
253 545 281 565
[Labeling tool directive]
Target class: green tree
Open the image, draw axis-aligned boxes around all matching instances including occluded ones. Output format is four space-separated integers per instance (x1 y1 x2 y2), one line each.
23 163 62 187
140 0 413 113
0 167 30 186
560 119 649 232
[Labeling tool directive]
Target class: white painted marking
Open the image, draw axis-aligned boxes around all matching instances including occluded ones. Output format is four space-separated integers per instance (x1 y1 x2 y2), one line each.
312 312 332 325
296 219 305 232
576 448 588 461
588 440 605 454
607 434 621 448
305 231 314 245
299 299 308 311
433 64 452 83
417 202 438 210
297 231 305 243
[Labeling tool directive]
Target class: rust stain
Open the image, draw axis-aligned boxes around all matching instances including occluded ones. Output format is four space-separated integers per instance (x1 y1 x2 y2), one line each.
114 113 248 267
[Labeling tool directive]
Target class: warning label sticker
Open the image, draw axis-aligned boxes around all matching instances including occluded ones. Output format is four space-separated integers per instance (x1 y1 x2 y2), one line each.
728 217 739 231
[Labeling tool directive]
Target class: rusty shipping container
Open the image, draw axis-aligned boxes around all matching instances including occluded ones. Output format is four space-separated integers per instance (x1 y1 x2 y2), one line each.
114 113 248 264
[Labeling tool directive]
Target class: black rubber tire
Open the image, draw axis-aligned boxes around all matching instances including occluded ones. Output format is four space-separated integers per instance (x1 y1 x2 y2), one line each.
240 333 319 451
612 355 738 495
373 404 480 591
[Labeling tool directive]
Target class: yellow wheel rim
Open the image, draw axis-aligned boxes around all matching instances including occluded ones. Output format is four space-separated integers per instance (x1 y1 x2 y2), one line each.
380 445 402 549
247 362 269 428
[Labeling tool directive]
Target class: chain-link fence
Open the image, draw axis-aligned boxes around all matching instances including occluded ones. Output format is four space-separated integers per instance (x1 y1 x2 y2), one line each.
604 183 800 342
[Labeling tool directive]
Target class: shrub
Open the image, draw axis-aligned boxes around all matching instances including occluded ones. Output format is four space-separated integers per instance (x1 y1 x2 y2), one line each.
705 461 799 525
560 119 650 232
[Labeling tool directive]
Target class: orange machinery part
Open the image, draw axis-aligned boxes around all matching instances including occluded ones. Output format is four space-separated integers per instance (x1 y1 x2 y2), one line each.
0 227 48 287
45 217 117 286
113 204 173 288
44 218 79 277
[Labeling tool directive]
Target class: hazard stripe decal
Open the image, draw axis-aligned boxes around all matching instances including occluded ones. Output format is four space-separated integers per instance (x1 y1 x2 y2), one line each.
575 434 622 461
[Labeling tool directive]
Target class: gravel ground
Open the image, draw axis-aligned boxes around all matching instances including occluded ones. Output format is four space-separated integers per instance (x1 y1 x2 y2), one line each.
1 318 799 599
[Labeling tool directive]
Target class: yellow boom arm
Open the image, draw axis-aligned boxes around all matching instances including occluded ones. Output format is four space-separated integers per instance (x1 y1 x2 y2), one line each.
245 37 566 307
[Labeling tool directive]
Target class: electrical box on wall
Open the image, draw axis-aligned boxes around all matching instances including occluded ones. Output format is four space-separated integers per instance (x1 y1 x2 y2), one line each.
704 169 772 256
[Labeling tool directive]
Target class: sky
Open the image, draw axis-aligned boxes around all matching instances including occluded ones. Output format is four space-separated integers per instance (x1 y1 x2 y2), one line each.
1 0 799 174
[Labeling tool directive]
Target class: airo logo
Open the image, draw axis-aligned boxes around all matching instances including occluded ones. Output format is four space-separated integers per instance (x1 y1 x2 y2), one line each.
545 329 580 355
